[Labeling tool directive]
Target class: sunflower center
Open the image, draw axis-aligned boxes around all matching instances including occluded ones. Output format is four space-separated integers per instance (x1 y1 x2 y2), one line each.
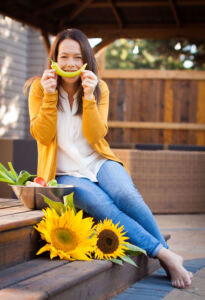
97 229 119 254
51 228 78 252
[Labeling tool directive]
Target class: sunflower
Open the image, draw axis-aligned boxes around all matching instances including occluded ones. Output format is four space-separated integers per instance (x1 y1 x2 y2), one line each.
34 208 97 261
94 219 130 260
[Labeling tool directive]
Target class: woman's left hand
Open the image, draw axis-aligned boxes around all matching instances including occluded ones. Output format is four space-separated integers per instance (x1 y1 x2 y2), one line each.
81 70 98 100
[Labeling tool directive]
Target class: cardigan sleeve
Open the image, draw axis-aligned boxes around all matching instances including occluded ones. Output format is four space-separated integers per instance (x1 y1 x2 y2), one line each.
28 78 58 145
82 80 109 145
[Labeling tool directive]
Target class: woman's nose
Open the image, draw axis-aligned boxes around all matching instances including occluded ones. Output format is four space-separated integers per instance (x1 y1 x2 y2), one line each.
65 58 75 67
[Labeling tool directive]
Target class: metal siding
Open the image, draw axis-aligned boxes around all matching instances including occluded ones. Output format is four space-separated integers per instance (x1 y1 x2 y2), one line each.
0 16 47 138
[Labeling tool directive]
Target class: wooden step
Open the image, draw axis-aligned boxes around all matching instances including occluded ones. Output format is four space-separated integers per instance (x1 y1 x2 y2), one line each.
0 198 170 272
0 250 169 300
0 198 43 270
0 197 170 299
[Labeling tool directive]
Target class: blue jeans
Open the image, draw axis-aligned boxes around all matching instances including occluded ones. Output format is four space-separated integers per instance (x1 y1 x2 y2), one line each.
56 160 168 257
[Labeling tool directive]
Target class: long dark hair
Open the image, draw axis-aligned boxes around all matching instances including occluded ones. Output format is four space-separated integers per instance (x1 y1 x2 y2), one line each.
24 28 101 114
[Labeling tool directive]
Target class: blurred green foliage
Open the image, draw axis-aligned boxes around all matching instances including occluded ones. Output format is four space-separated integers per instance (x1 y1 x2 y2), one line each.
105 39 205 70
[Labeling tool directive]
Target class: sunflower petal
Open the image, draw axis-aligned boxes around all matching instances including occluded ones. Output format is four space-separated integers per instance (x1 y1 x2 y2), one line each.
36 244 51 255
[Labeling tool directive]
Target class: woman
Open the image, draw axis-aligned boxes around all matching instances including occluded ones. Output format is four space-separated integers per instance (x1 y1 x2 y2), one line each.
26 28 192 289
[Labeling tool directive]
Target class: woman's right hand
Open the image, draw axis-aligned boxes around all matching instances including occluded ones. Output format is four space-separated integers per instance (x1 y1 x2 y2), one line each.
41 69 57 94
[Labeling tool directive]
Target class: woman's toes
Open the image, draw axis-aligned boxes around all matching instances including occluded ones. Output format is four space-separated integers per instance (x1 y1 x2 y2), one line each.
189 272 193 279
172 280 177 288
172 276 191 289
178 279 185 289
184 278 192 286
180 279 185 289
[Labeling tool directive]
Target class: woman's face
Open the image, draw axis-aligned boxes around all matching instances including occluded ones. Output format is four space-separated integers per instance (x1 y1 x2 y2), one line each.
57 38 83 84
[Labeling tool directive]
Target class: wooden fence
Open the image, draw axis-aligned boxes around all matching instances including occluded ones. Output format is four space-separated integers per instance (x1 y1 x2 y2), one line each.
102 69 205 147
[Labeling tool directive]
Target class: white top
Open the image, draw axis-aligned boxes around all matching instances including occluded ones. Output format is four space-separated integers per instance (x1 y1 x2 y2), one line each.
56 86 107 182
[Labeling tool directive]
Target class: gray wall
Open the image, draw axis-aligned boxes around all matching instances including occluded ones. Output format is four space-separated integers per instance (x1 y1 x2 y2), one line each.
0 16 47 139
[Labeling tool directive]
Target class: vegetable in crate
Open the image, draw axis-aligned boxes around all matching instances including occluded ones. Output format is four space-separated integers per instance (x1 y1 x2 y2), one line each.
47 179 58 187
34 177 47 187
0 162 36 185
0 162 59 187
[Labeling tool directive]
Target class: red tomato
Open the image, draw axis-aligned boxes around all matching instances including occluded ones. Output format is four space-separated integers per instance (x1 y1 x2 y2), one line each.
34 177 47 187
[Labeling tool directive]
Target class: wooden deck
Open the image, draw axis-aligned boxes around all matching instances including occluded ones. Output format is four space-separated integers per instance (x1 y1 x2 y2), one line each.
112 258 205 300
0 198 170 300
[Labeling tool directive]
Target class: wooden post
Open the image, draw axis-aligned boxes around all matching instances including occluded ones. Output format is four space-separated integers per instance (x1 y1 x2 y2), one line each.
41 31 50 55
95 48 106 78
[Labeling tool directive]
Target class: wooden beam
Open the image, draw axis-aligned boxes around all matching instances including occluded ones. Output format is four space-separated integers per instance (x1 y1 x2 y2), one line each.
108 0 123 28
0 8 57 36
93 36 117 54
108 121 205 131
34 0 78 16
169 0 181 27
79 23 205 40
91 0 205 8
102 69 205 80
68 0 94 22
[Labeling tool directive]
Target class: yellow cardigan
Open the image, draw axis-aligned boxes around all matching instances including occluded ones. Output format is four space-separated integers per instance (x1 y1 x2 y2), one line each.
28 78 127 182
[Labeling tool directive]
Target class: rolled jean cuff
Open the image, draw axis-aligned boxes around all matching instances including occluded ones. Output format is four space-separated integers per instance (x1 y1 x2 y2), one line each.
151 243 163 257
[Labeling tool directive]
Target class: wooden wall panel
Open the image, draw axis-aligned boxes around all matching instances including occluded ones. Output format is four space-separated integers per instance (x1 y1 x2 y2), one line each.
197 81 205 145
130 79 142 144
124 79 133 143
163 80 173 145
103 71 205 146
188 81 198 145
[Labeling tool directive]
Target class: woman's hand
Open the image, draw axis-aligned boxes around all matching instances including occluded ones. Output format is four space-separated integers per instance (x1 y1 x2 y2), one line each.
81 70 98 100
41 69 57 94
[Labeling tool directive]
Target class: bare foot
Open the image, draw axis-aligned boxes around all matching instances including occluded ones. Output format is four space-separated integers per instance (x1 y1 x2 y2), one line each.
157 247 193 289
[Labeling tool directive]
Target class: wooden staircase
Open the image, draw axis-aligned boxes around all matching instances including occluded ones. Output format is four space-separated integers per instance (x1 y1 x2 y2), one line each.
0 198 170 300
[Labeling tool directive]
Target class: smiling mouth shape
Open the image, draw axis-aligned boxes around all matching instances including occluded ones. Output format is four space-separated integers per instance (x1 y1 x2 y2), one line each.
64 70 77 72
49 58 87 78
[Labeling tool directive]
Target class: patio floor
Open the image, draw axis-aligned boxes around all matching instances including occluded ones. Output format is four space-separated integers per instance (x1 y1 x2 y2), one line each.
113 214 205 300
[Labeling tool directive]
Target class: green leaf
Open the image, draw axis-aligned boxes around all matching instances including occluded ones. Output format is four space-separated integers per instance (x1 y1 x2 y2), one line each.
40 194 65 216
0 163 16 181
17 171 33 185
8 162 18 180
110 258 123 266
0 170 16 184
63 193 76 214
0 177 16 184
125 250 145 257
124 243 147 256
120 255 138 267
8 171 16 181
